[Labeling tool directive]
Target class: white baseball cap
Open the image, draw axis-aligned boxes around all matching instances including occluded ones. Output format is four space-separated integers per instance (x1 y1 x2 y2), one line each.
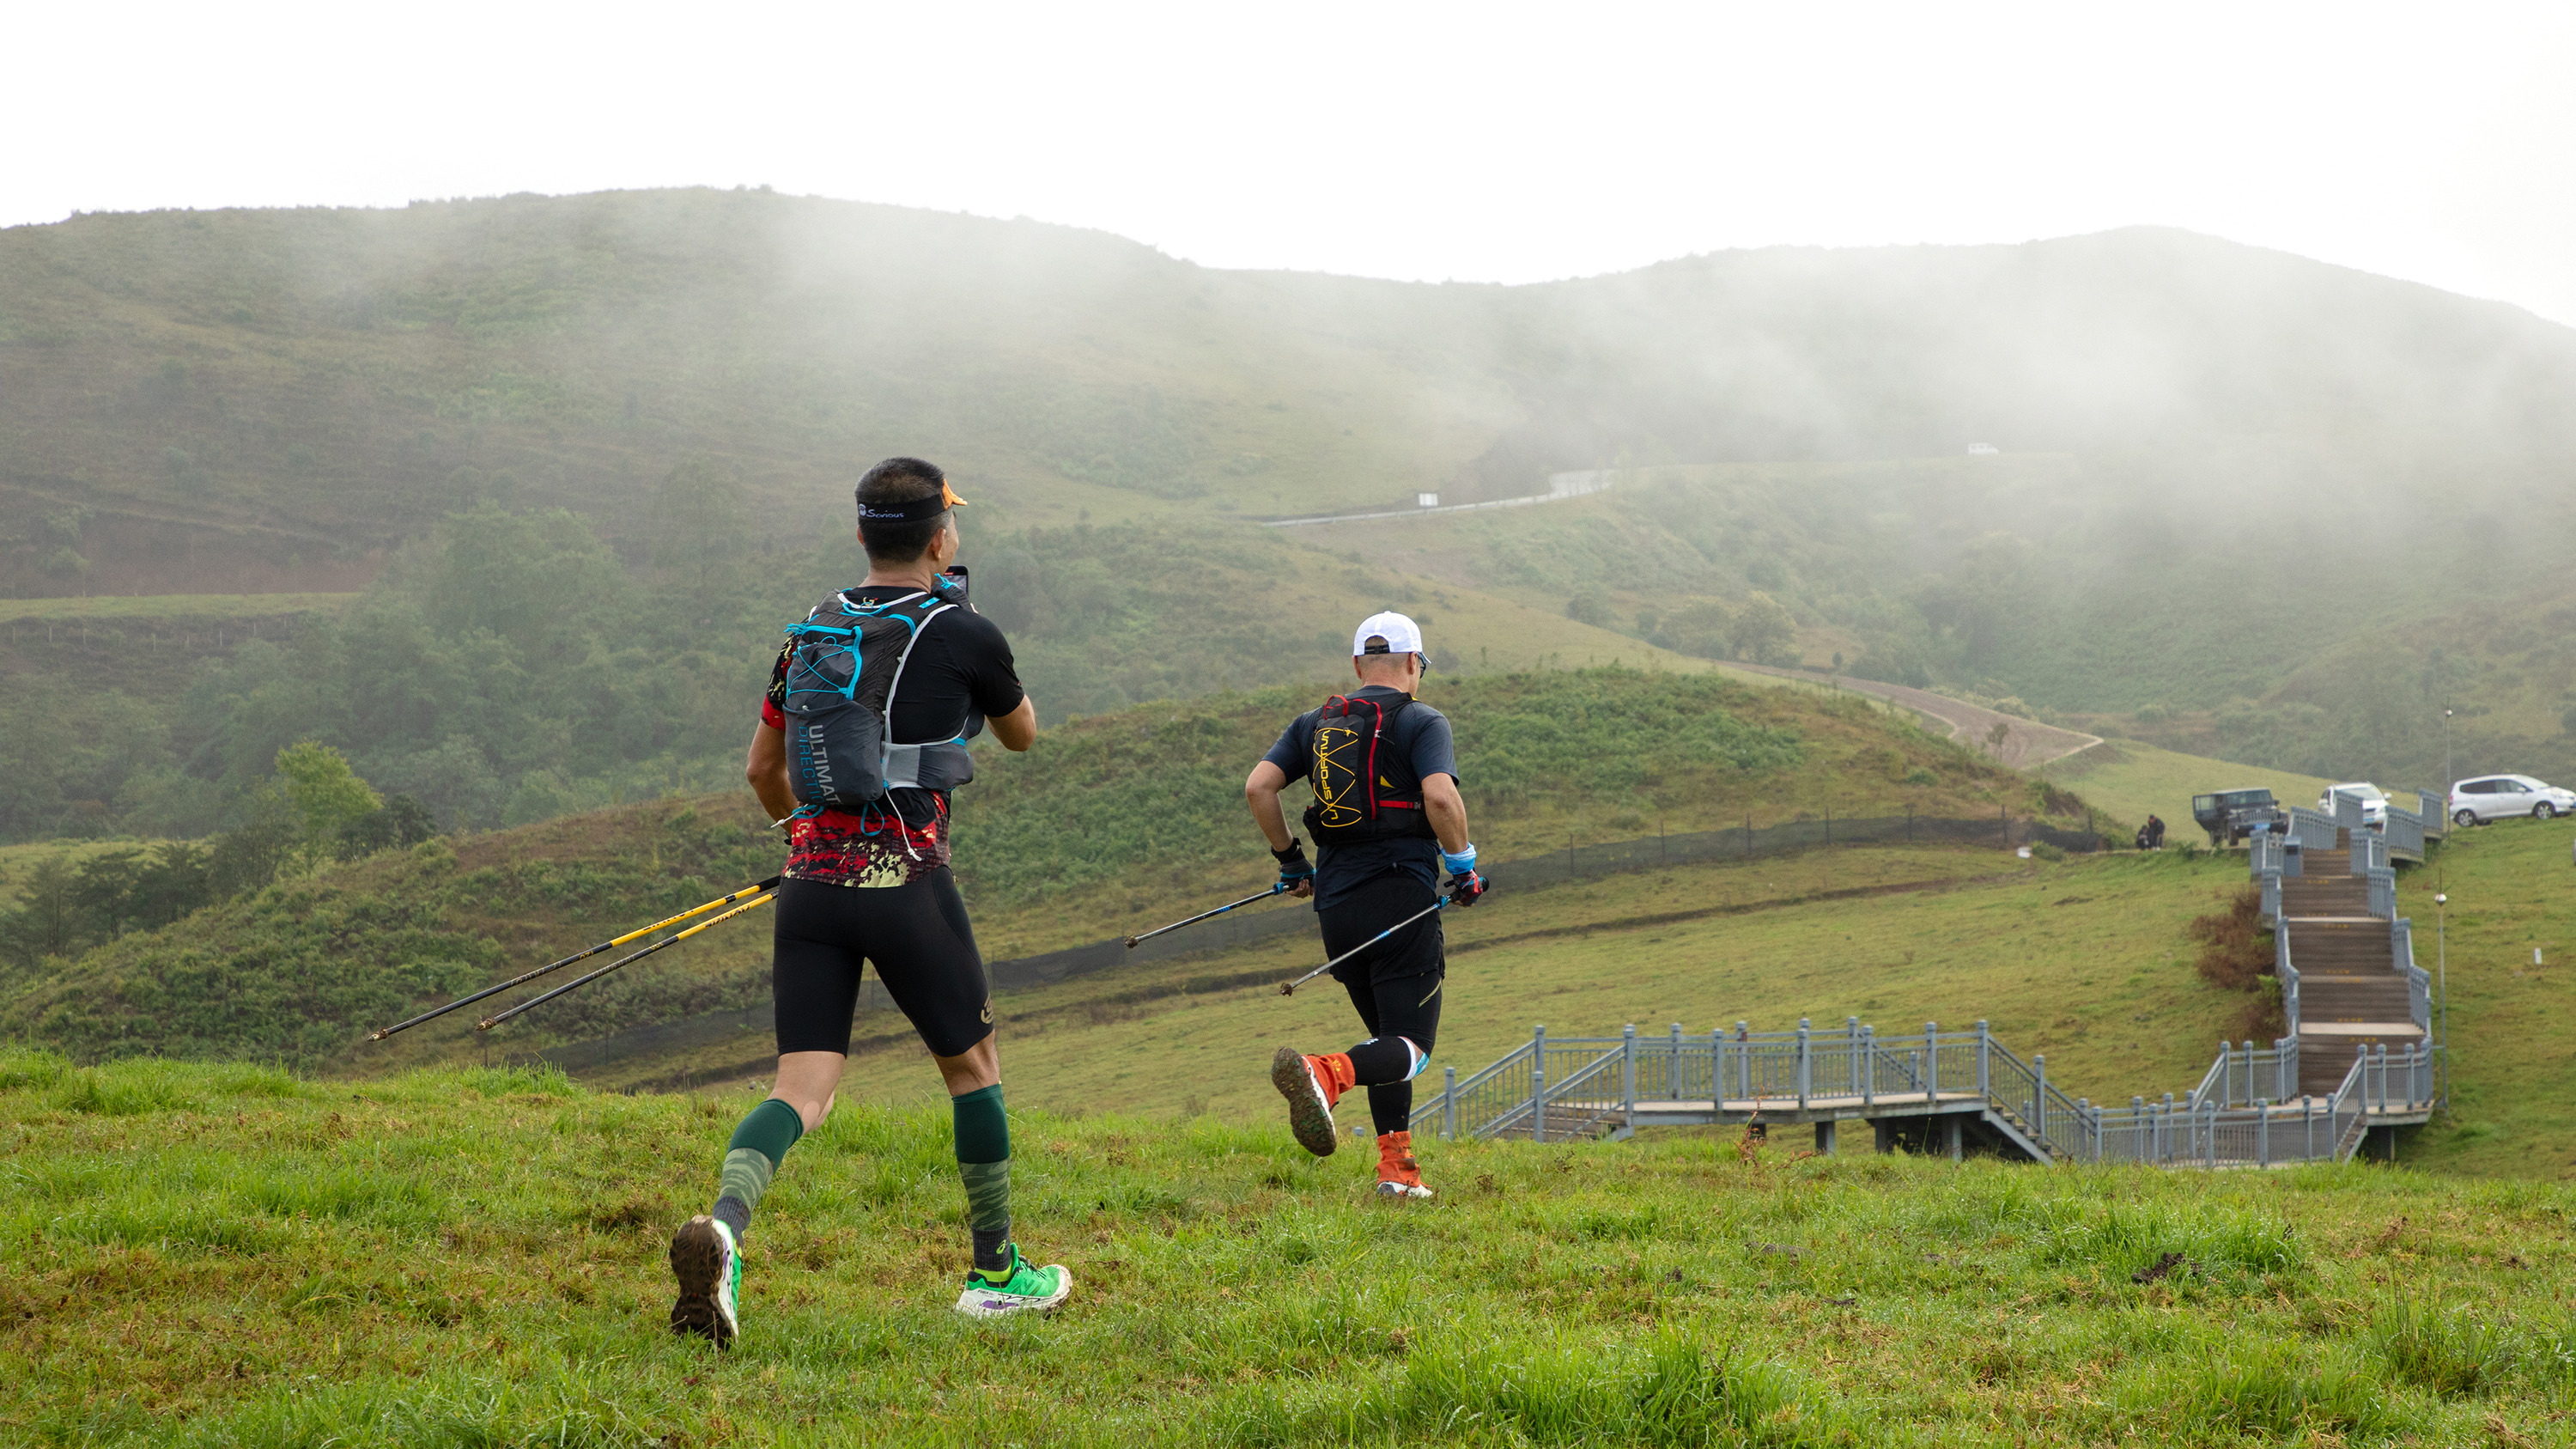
1352 611 1425 656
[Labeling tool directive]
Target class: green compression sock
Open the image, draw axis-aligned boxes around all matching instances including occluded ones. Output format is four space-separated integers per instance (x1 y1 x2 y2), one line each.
953 1085 1012 1273
712 1097 806 1237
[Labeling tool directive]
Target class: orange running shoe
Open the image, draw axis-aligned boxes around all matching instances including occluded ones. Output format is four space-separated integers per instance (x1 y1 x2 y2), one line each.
1375 1129 1433 1199
1272 1047 1353 1156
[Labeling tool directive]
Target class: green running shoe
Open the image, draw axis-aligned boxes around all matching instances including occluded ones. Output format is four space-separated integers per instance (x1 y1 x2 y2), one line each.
952 1244 1073 1318
669 1215 740 1346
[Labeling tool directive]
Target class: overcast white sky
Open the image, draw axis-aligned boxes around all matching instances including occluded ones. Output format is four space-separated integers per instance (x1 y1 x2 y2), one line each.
10 2 2574 322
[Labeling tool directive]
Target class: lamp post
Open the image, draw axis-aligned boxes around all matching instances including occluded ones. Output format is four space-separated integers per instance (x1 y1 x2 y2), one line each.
2439 706 2452 1109
2435 890 2449 1107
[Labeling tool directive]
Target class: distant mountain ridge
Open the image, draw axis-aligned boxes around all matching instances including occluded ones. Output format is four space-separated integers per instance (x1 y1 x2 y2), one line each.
6 190 2573 598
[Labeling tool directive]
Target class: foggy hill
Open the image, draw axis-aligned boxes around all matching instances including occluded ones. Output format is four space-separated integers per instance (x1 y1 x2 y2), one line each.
7 186 2576 829
7 188 2574 598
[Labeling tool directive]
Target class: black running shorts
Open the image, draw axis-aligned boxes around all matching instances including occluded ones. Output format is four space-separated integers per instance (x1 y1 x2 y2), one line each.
771 872 994 1058
1319 870 1445 987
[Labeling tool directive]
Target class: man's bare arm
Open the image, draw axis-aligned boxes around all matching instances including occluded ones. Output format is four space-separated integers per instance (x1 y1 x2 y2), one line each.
746 721 796 823
1423 773 1469 855
988 695 1038 752
1245 761 1296 851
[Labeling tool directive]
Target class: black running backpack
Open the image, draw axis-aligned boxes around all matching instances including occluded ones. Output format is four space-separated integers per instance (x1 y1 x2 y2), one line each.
1300 693 1437 843
778 581 976 812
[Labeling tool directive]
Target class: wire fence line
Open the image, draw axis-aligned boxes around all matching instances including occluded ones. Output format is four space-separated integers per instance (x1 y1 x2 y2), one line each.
532 812 2102 1075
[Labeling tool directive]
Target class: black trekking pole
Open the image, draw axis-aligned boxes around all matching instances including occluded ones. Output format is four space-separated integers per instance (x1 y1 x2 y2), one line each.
368 876 781 1041
1279 898 1446 996
1125 882 1287 950
478 886 778 1032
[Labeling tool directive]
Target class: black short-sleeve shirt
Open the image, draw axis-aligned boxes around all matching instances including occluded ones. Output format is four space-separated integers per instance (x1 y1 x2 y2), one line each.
1261 685 1459 911
762 585 1024 885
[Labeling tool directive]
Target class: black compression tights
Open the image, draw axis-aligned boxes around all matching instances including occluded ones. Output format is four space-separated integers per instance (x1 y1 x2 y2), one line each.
1340 971 1443 1135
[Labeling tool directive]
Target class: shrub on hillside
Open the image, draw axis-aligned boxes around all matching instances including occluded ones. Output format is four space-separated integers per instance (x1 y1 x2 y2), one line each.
2174 886 2277 1031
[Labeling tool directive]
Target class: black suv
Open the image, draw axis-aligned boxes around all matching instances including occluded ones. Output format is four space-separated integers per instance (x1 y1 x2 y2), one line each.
2192 788 2287 847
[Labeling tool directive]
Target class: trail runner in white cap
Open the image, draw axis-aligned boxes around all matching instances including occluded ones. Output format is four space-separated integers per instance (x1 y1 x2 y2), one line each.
1242 611 1488 1197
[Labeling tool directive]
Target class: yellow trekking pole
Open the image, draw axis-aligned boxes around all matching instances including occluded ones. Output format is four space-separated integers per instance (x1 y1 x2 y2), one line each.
368 876 781 1041
478 887 778 1031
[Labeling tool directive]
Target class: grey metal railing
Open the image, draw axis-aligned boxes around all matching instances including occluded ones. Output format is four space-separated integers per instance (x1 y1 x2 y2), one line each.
2383 806 2426 858
2249 832 2287 878
2278 929 2302 1037
2287 807 2341 849
1425 1020 2436 1167
2393 917 2431 1033
2366 866 2396 918
2187 1038 2299 1107
2353 833 2390 874
2329 789 2367 830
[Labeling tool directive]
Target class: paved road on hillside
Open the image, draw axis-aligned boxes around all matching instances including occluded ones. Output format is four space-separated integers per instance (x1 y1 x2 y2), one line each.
1722 663 2103 770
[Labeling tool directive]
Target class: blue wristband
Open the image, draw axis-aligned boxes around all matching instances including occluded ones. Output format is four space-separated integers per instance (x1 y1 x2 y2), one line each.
1441 843 1477 876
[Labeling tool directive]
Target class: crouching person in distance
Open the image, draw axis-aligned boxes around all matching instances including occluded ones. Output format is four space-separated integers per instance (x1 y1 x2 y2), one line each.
667 457 1069 1347
1244 611 1487 1197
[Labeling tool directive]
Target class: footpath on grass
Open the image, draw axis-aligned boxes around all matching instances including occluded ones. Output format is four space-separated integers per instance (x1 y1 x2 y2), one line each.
538 812 2110 1078
1721 661 2102 770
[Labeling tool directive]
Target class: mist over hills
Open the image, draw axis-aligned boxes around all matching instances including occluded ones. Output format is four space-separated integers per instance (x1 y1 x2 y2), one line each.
9 187 2573 584
5 186 2575 838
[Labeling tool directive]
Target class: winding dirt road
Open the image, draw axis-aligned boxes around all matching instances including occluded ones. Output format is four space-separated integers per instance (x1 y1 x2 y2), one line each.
1722 662 2103 770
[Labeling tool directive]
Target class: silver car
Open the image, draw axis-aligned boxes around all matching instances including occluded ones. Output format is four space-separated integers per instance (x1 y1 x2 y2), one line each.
2449 774 2576 825
2318 782 2388 827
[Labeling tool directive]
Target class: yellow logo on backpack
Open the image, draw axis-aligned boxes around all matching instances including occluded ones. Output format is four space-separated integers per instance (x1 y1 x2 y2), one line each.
1302 694 1436 843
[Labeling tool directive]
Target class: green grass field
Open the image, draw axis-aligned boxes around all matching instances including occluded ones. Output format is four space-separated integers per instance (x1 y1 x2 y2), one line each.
2033 739 2338 838
2399 818 2576 1179
4 1050 2572 1446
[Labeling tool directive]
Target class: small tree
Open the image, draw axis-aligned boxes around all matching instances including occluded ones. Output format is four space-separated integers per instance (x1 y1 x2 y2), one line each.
273 741 382 865
1730 593 1800 667
1 855 83 965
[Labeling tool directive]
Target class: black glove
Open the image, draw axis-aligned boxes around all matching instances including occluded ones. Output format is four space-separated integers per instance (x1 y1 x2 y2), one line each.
1446 868 1488 908
1272 840 1315 892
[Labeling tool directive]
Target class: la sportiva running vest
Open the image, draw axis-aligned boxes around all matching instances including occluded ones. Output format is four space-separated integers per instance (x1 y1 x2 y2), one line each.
1300 692 1437 843
778 581 975 813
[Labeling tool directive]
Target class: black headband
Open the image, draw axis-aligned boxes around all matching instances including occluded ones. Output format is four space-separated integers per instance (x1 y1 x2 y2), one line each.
858 478 970 523
857 493 952 522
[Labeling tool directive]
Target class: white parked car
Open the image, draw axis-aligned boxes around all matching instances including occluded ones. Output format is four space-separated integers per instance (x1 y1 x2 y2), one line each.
2449 774 2576 825
2318 782 2388 826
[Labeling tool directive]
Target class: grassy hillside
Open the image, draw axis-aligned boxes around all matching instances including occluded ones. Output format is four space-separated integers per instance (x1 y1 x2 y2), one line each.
2398 819 2576 1179
3 669 2077 1072
9 190 2576 801
2071 575 2576 797
2032 740 2339 837
3 1050 2571 1446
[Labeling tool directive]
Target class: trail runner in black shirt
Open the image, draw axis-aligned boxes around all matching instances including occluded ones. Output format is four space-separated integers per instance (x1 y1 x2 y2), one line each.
1245 611 1487 1198
667 458 1070 1347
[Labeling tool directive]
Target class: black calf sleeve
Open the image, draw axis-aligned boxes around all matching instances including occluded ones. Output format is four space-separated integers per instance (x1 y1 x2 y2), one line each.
1346 1036 1414 1085
1365 1082 1414 1136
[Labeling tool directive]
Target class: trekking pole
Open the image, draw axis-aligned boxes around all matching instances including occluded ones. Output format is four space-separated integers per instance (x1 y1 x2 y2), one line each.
478 887 778 1031
1279 899 1446 995
368 876 781 1041
1125 882 1286 949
